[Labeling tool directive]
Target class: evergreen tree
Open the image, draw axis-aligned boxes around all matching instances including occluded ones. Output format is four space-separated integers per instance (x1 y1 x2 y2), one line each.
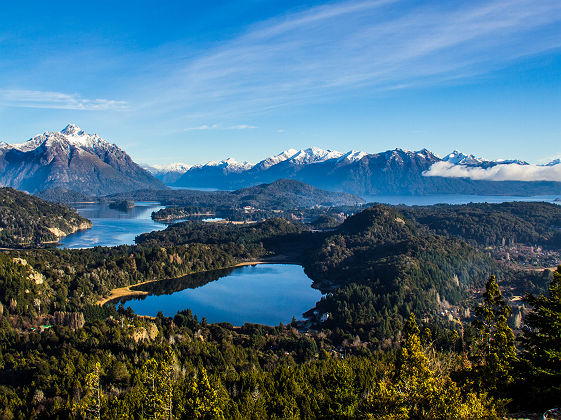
520 267 561 408
183 367 224 420
142 349 175 419
361 314 496 418
470 275 517 397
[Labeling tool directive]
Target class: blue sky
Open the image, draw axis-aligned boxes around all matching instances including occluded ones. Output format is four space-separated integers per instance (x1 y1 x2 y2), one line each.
0 0 560 165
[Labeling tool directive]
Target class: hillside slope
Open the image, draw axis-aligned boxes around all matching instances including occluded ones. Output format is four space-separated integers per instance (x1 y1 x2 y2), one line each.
0 187 91 248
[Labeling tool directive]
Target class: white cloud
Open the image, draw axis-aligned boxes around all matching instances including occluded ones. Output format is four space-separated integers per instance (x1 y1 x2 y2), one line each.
424 161 561 182
184 124 256 131
0 89 127 110
184 124 219 131
148 0 561 119
229 124 256 130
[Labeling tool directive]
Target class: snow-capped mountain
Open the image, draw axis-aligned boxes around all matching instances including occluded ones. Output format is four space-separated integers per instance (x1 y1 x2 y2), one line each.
442 150 530 167
199 157 253 173
143 162 192 184
546 158 561 166
155 146 561 195
170 147 445 194
148 162 192 173
0 124 164 196
443 150 484 166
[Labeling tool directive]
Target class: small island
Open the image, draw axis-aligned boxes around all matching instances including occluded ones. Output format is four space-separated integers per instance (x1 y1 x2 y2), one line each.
108 200 135 211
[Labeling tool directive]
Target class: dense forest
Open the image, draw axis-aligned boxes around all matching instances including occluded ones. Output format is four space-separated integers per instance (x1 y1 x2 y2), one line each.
1 270 560 418
1 198 561 417
0 188 92 248
401 201 561 249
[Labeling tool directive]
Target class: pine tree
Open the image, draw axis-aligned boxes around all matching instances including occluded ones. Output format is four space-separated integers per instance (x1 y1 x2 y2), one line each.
471 275 517 397
361 313 496 418
78 362 102 420
520 267 561 407
185 367 224 419
142 349 175 419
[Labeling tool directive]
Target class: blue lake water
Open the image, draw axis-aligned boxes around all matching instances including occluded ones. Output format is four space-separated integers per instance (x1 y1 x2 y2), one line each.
64 194 559 324
121 264 322 326
59 202 167 249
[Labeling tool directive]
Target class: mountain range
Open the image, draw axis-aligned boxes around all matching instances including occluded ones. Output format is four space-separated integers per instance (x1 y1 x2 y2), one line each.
147 147 561 196
0 124 164 196
2 125 560 197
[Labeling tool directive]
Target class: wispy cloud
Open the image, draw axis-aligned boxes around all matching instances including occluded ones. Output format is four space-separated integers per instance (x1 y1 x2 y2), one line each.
424 161 561 182
184 124 256 131
150 0 561 119
0 89 127 110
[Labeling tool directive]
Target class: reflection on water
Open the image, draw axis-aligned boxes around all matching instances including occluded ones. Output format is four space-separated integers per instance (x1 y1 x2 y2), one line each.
121 264 322 326
59 202 167 249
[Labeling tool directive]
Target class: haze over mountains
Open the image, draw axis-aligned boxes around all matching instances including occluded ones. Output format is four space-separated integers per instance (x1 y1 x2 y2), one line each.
0 124 164 196
147 147 561 196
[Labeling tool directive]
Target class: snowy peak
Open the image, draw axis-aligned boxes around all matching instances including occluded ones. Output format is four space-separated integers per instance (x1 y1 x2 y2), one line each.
61 123 84 136
288 147 344 164
147 163 192 174
201 157 252 173
258 149 299 169
443 150 484 166
338 150 367 162
546 158 561 167
3 124 111 154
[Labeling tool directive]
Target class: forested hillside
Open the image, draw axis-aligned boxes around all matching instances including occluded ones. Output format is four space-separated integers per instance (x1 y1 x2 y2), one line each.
401 201 561 248
109 179 363 208
303 206 497 341
1 202 560 417
0 188 92 248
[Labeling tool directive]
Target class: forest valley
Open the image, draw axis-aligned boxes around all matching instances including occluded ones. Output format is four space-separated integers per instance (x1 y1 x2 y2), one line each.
1 200 561 418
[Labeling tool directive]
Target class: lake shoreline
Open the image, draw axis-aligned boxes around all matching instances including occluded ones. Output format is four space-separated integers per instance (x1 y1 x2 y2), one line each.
96 256 299 306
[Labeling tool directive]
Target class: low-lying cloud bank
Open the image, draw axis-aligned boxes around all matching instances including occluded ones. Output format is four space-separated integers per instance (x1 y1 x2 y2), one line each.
424 161 561 182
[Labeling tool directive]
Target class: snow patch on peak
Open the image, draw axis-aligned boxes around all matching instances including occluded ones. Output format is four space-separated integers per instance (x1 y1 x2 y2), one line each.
288 147 343 164
61 123 83 136
443 150 484 166
201 157 252 173
338 150 367 162
149 163 192 173
4 125 111 153
258 149 299 169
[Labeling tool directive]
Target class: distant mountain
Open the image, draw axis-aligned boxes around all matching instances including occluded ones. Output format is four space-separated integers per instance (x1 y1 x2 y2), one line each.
0 187 91 248
149 147 561 196
442 150 529 168
142 162 192 184
0 124 165 196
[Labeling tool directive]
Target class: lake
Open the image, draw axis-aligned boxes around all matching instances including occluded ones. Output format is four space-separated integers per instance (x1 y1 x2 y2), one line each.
120 264 322 326
60 195 561 249
59 202 167 249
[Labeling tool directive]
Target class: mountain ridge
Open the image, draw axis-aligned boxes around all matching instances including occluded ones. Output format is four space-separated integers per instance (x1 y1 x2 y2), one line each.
147 147 561 195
